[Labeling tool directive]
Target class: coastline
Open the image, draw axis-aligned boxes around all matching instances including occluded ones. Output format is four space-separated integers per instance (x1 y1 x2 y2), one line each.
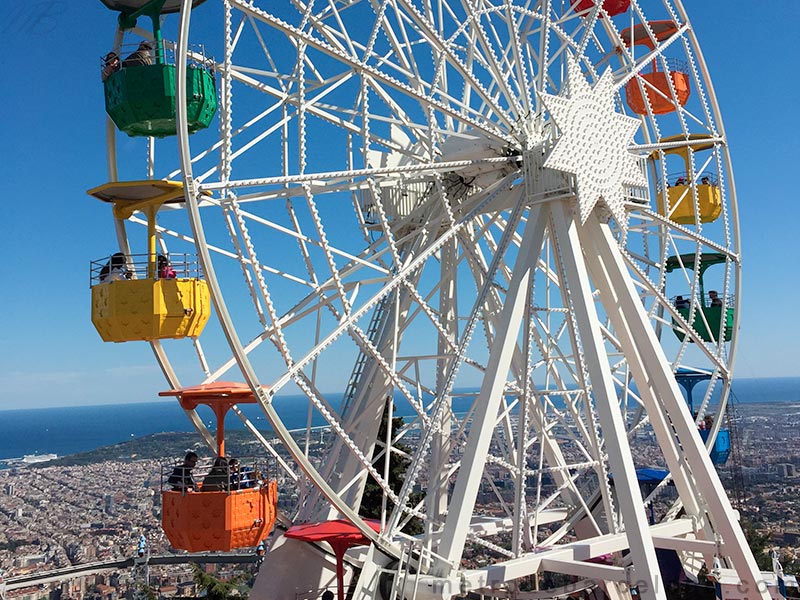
1 375 798 462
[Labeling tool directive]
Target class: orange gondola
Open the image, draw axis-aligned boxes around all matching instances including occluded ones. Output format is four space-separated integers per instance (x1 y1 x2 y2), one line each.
159 382 278 552
621 21 690 115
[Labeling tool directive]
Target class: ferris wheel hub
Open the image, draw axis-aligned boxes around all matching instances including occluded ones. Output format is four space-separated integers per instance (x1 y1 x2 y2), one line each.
439 132 519 190
540 58 647 228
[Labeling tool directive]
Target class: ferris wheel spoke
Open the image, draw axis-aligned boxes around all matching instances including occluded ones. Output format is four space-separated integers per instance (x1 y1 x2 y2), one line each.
267 236 462 395
318 1 362 58
632 208 738 257
293 380 414 520
458 2 529 119
229 203 394 284
237 15 284 85
385 218 532 536
234 0 514 144
226 45 499 166
504 2 538 114
633 136 725 155
532 320 583 387
130 215 312 288
397 0 522 128
347 330 425 420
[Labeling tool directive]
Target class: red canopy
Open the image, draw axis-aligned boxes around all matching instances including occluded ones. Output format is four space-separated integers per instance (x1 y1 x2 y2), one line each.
285 518 380 545
285 519 382 600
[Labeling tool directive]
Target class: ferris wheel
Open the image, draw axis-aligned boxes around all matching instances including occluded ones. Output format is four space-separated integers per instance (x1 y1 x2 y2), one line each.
89 0 767 599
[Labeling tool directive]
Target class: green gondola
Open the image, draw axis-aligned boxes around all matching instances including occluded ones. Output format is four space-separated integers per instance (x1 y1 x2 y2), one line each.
667 252 734 343
100 0 217 138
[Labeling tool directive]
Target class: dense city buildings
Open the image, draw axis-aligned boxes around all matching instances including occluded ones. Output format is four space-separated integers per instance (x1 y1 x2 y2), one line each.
0 402 798 599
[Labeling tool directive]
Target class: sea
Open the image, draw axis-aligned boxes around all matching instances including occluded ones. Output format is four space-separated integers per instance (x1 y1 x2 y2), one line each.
1 377 798 464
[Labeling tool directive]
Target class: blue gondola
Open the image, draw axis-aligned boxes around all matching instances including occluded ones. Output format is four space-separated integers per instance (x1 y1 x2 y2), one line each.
700 429 731 465
675 368 730 466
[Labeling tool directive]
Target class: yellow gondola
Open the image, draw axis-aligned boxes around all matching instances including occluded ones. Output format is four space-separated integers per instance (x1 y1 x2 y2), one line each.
88 181 211 342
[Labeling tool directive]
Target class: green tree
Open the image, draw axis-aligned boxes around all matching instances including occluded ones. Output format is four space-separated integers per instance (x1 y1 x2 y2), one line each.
189 563 249 600
741 518 773 571
360 399 424 534
86 585 101 600
132 583 157 600
739 519 800 597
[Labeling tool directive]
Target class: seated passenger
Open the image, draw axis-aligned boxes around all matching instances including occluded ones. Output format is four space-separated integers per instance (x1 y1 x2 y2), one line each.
674 176 686 186
708 290 723 307
228 458 243 490
101 52 120 81
122 41 154 68
674 295 690 309
167 451 198 492
202 457 230 492
700 176 711 185
99 252 131 283
240 466 256 489
230 458 256 490
157 255 177 280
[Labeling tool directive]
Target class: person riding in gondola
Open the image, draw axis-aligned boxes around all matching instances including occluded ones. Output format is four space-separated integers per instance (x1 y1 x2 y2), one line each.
122 41 153 67
101 51 120 81
674 295 690 309
157 254 177 279
167 451 198 492
99 252 131 282
202 457 230 491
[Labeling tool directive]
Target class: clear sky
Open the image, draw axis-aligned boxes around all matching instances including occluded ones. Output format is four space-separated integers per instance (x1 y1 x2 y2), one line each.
1 2 798 410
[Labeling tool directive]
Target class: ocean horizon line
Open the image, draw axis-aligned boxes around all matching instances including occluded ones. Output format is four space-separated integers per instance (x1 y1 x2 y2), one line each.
1 376 798 461
1 375 798 413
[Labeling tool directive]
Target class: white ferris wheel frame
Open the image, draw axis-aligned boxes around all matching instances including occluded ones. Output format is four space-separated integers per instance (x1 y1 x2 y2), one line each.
99 0 758 598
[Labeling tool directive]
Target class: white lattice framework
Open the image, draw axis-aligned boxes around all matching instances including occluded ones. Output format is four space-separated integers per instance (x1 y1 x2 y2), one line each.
100 0 762 598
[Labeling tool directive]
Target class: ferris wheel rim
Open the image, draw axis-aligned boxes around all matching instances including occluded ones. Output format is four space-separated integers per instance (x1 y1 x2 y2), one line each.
669 0 743 378
99 0 753 591
172 0 740 490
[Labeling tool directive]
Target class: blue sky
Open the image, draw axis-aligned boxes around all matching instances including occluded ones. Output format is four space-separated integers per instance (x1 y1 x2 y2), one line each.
1 2 798 410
